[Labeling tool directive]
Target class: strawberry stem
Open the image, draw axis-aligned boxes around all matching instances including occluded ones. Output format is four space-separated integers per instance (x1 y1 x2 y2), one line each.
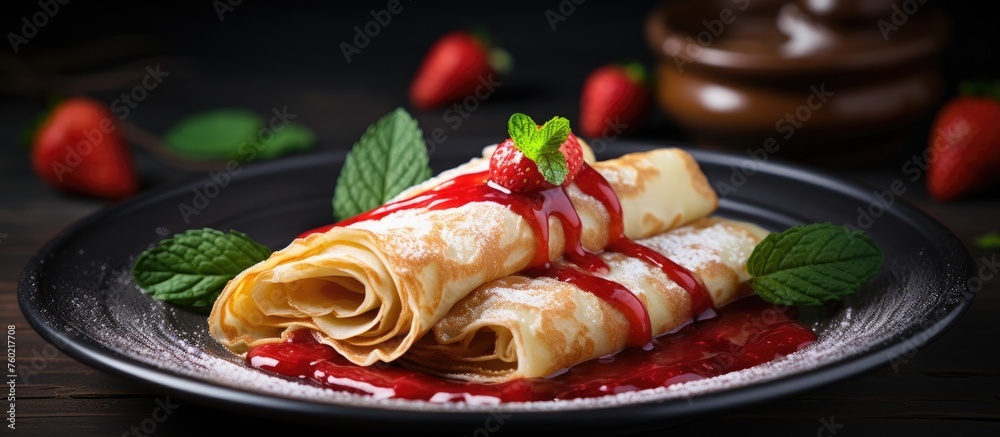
621 61 649 88
489 47 514 75
959 80 1000 100
468 27 512 74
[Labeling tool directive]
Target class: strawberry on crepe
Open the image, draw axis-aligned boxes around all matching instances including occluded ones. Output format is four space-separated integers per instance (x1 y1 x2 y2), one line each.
489 113 584 192
209 114 719 368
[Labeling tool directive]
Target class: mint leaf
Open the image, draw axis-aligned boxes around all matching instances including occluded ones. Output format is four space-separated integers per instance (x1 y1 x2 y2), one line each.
256 123 316 160
333 107 432 221
132 228 271 308
747 223 884 306
164 110 262 160
506 113 571 185
163 110 316 161
535 150 569 186
508 113 537 147
538 116 570 149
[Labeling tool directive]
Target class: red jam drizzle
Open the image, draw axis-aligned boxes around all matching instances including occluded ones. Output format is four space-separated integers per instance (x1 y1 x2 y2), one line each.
247 296 816 403
299 170 603 271
299 163 709 324
570 165 713 315
524 264 653 347
260 161 741 400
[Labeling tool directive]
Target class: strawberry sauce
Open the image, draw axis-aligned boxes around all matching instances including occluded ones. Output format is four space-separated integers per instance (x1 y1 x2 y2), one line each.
298 164 709 328
246 296 815 403
300 170 605 270
524 264 653 347
251 162 804 403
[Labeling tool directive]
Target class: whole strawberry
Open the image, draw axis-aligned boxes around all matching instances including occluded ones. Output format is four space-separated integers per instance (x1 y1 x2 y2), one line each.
31 97 139 199
489 113 583 192
409 30 511 110
927 82 1000 201
579 62 651 140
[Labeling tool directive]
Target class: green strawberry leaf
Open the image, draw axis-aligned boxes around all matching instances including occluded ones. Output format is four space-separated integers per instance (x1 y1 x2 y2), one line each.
468 27 513 74
959 80 1000 100
975 231 1000 249
506 113 571 185
621 61 649 88
132 228 272 309
747 223 884 306
332 107 433 221
20 96 65 150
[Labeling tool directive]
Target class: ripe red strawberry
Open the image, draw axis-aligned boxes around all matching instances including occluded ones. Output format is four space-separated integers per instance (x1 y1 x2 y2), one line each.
579 62 651 139
31 97 139 199
489 113 583 192
409 30 510 110
926 83 1000 201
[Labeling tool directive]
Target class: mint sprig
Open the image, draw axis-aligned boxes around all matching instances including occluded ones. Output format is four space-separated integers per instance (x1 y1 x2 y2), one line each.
132 228 272 308
333 107 433 221
507 113 571 185
747 223 884 306
163 109 315 161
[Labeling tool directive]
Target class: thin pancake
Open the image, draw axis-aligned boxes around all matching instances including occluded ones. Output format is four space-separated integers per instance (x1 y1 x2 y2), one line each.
208 148 718 366
401 217 768 382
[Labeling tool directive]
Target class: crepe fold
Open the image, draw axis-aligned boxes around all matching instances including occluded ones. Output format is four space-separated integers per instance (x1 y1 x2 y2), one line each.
208 148 718 365
399 217 770 383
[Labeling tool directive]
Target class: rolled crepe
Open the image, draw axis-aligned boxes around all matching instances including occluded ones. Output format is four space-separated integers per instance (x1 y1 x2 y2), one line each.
209 148 718 366
400 217 769 383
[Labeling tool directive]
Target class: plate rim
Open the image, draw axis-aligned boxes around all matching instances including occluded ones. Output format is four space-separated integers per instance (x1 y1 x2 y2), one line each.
17 141 978 428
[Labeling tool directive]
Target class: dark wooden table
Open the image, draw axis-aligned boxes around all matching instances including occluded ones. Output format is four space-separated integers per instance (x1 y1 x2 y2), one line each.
2 2 998 435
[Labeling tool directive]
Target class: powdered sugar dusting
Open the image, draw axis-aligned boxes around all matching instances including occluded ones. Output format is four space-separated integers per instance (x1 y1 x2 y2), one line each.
28 225 965 415
597 166 638 189
640 221 750 272
348 201 506 262
22 195 967 420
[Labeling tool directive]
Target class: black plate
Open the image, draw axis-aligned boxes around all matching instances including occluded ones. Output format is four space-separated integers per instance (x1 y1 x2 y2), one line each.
18 140 976 435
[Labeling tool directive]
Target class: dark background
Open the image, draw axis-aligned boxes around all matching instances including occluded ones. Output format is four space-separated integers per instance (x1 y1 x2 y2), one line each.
3 0 996 172
2 1 998 436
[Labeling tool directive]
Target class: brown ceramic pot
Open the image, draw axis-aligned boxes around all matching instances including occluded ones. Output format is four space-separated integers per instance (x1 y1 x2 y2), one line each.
645 0 949 165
